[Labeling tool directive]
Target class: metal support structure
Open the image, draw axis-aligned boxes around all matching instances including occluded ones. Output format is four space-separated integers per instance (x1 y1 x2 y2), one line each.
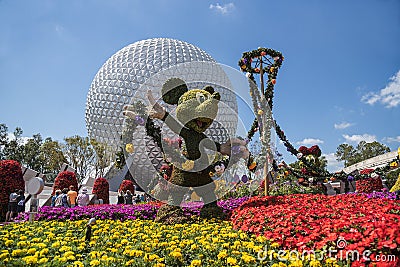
259 57 269 196
29 194 38 223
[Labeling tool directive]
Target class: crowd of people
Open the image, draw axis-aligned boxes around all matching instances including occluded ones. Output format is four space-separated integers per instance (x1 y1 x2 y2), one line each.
117 189 149 204
5 185 151 221
50 186 90 208
5 189 27 222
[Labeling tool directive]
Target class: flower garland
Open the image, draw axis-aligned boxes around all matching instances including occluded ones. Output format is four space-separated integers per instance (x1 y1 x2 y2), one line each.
238 48 400 189
239 48 286 183
238 47 283 110
116 101 148 169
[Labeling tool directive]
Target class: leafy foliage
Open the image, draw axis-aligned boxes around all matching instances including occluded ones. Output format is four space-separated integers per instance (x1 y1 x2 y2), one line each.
335 141 390 167
63 135 95 183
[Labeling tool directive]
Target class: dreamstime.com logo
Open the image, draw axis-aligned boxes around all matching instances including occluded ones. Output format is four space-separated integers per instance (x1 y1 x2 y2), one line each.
257 237 397 264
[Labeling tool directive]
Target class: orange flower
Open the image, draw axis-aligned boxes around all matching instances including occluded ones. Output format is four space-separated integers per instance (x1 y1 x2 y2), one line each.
248 162 257 170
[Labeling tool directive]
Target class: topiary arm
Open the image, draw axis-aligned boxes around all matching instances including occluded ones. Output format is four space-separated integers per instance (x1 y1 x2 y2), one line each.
147 90 166 119
161 112 190 140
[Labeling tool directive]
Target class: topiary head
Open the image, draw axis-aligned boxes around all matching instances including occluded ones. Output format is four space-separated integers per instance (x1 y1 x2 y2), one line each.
162 78 220 133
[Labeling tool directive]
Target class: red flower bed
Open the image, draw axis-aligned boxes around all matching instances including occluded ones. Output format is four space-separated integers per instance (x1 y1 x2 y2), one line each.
52 171 78 195
119 179 135 194
92 177 109 204
356 177 383 193
231 194 400 260
0 160 24 219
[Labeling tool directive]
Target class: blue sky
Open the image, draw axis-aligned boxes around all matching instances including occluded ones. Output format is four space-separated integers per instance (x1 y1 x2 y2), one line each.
0 0 399 171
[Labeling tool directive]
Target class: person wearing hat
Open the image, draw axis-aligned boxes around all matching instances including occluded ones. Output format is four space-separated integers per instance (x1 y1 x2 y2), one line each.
77 188 90 207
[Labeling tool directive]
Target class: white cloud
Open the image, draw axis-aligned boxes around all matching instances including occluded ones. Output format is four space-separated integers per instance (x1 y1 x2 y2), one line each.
209 3 235 15
334 122 353 130
383 136 400 143
296 138 324 145
361 70 400 108
324 153 344 172
342 134 376 144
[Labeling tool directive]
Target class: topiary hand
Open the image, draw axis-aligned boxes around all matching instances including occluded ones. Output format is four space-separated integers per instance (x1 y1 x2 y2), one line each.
220 138 250 159
147 90 166 120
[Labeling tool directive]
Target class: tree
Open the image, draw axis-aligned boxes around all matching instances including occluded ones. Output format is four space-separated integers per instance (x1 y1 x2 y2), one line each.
39 137 67 180
2 127 24 163
90 138 113 178
0 124 67 181
335 141 390 167
23 134 43 171
335 144 356 167
63 135 95 183
0 124 8 160
356 141 390 161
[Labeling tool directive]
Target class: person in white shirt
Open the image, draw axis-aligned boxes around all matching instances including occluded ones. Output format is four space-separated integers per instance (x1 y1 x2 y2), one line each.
77 188 90 207
6 189 19 221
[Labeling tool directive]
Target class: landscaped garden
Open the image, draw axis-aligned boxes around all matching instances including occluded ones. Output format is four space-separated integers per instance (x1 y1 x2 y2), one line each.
1 43 400 267
1 192 399 266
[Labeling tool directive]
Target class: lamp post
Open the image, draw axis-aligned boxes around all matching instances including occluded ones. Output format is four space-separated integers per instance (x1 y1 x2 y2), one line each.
27 177 44 223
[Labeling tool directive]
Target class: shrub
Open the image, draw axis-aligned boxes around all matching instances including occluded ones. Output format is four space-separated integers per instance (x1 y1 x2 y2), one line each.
92 177 109 204
52 171 78 195
119 179 135 194
0 160 25 220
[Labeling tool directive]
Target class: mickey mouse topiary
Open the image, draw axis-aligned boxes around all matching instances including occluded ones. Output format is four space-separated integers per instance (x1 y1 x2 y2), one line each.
124 78 249 223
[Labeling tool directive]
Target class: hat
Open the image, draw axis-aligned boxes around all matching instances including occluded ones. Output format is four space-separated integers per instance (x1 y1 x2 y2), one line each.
56 189 62 193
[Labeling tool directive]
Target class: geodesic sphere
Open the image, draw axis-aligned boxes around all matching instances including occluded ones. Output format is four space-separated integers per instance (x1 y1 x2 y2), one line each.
85 38 237 150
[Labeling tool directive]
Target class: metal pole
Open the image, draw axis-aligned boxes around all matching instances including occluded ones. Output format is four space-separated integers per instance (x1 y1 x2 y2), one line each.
259 57 269 196
29 194 38 223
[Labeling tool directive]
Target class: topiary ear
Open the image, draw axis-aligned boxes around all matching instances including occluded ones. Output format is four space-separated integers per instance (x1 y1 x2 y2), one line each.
161 78 188 105
203 85 214 94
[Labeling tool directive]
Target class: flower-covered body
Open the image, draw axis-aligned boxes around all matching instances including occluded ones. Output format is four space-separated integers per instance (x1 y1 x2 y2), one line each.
153 79 224 222
124 78 249 223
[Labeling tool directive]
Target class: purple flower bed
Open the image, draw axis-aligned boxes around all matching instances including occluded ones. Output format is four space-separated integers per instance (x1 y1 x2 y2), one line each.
15 197 250 222
15 203 160 222
181 197 250 217
348 189 398 200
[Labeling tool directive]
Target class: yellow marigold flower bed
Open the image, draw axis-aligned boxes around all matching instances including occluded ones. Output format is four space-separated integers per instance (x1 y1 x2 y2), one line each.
1 219 343 266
